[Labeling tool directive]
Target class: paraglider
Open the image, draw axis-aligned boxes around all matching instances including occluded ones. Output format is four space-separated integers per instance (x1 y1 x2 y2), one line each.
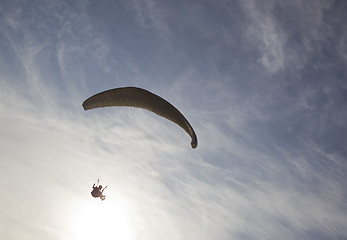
82 86 198 148
91 179 107 201
83 87 198 201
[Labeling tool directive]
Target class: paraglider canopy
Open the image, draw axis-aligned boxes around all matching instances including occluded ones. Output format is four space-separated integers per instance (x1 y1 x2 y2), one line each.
82 87 197 148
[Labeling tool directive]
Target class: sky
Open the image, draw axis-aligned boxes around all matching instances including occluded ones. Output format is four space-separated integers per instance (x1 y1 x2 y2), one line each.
0 0 347 239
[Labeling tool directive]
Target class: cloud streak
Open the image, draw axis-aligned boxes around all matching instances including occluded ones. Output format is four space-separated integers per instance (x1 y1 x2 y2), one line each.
1 0 347 239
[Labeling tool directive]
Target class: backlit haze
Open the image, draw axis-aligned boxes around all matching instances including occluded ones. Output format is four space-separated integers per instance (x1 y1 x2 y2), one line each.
1 0 347 239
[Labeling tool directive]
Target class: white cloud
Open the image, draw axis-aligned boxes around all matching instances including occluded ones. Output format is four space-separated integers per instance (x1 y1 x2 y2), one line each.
338 26 347 63
242 0 286 73
241 0 336 74
1 1 347 239
129 0 169 36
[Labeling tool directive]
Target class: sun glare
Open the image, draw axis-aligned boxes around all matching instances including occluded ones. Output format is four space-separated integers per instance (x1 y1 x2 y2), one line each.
71 198 133 240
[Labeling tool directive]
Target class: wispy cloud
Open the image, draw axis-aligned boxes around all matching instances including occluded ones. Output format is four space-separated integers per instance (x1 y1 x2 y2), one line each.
240 0 338 74
1 0 347 239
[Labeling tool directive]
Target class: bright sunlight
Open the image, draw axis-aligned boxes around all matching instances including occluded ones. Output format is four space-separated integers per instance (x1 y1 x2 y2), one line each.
71 197 134 240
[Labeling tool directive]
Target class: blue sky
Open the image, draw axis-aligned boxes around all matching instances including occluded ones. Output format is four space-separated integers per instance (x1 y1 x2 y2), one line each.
0 0 347 239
